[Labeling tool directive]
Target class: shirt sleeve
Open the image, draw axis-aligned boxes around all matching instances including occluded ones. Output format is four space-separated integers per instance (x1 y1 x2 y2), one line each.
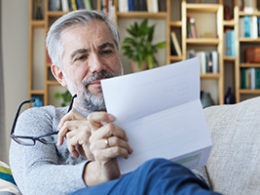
9 107 89 195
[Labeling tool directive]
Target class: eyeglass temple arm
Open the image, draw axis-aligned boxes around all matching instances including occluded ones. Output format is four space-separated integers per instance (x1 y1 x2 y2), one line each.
10 99 35 135
67 94 77 112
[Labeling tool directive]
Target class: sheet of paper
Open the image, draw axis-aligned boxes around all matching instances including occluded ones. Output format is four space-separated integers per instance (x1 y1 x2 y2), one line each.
101 58 212 174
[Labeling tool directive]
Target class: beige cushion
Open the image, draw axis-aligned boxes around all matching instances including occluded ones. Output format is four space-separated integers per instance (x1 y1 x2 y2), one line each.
204 97 260 195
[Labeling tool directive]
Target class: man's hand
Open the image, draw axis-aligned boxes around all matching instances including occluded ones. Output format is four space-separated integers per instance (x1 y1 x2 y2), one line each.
57 110 94 160
57 110 133 186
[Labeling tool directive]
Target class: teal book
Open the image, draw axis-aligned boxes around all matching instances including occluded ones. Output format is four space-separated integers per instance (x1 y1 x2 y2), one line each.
241 68 247 89
244 16 251 38
255 68 260 89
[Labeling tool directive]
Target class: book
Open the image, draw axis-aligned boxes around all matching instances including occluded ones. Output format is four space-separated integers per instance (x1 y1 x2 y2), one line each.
225 29 235 57
128 0 134 11
71 0 77 10
190 17 197 38
170 32 182 57
244 16 251 38
212 51 219 73
250 68 256 89
239 17 245 37
83 0 92 10
244 0 255 13
61 0 69 12
251 16 258 39
102 58 212 174
187 17 192 38
118 0 128 12
256 68 260 89
151 0 158 12
258 17 260 37
49 0 61 11
76 0 84 9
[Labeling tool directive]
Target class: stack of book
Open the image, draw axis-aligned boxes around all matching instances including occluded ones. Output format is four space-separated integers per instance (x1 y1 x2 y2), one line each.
49 0 94 12
239 16 260 38
118 0 166 12
187 50 219 74
241 68 260 89
225 28 235 57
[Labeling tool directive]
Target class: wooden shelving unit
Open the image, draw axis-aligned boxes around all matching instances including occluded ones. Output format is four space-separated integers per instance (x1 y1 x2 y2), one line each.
28 0 259 106
235 0 260 102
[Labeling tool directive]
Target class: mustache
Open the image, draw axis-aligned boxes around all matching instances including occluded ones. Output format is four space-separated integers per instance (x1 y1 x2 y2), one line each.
82 70 115 87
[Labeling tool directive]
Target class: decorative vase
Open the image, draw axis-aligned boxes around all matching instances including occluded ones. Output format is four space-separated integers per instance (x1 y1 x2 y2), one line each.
130 61 148 72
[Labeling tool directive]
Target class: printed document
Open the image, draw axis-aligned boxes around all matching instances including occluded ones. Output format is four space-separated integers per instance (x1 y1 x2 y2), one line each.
101 58 212 174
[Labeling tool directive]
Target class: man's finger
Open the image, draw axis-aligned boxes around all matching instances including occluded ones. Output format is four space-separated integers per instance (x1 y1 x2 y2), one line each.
87 112 115 129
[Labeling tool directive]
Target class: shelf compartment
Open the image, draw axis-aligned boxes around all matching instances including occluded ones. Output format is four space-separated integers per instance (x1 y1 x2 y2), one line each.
170 21 182 27
31 20 45 27
46 80 59 85
200 73 220 79
240 63 260 68
186 4 219 13
239 11 260 16
224 56 236 61
223 20 235 26
116 12 167 19
47 11 67 17
186 38 219 45
170 56 183 61
240 89 260 94
239 38 260 42
29 89 44 95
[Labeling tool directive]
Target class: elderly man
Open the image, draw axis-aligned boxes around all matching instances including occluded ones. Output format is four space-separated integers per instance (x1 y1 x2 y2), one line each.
10 10 221 195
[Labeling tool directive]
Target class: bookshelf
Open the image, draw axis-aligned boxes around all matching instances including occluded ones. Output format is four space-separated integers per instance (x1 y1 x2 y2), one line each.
28 0 260 107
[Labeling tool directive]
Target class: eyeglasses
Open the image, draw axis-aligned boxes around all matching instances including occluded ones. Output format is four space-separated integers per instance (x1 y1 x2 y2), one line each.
10 94 77 146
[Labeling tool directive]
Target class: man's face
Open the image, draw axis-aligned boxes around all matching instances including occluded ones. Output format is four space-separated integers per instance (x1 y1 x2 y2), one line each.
59 19 122 111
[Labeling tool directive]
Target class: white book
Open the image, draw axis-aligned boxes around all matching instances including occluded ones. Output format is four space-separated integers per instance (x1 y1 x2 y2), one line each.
251 16 258 39
151 0 158 12
212 51 219 74
118 0 128 12
61 0 69 12
239 17 245 37
171 32 182 57
102 58 212 174
244 0 255 13
251 68 256 89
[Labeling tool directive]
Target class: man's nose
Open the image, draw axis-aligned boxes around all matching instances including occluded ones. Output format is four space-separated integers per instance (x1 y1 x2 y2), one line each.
89 53 104 73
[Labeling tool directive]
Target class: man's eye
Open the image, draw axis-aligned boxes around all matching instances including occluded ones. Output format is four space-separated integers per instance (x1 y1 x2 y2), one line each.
77 55 87 61
101 50 113 55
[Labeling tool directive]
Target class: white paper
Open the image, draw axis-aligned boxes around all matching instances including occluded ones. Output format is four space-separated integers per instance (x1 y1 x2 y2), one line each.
101 58 212 174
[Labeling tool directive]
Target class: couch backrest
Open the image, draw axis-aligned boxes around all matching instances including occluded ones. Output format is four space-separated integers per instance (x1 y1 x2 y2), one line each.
204 97 260 195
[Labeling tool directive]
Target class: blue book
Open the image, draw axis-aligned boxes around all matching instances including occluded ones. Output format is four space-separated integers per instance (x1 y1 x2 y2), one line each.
258 17 260 37
244 16 251 38
128 0 133 11
230 29 235 56
76 0 84 9
225 29 232 56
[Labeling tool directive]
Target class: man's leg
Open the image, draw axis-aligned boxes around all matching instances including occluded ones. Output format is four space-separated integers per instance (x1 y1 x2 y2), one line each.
70 158 222 195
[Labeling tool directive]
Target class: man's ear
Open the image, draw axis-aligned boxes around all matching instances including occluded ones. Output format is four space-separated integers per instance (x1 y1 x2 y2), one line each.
51 64 67 87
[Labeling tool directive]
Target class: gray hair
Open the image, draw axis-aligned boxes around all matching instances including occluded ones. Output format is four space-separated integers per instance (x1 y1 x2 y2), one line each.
46 10 120 66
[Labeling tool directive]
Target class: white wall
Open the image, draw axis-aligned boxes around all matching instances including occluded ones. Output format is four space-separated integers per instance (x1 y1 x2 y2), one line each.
1 0 29 163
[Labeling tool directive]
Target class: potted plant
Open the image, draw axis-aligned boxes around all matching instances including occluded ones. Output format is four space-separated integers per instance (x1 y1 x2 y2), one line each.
121 19 166 72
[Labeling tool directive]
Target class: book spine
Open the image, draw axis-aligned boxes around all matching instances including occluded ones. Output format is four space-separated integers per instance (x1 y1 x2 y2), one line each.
61 0 69 11
251 16 258 39
225 29 231 56
190 18 197 38
239 17 245 37
151 0 158 12
71 0 77 10
212 51 219 73
256 68 260 88
128 0 133 11
76 0 84 9
119 0 128 12
258 17 260 37
250 68 256 89
244 16 251 38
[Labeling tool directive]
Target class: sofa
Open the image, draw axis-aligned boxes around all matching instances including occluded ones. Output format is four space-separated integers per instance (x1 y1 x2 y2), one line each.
198 96 260 195
1 97 260 194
